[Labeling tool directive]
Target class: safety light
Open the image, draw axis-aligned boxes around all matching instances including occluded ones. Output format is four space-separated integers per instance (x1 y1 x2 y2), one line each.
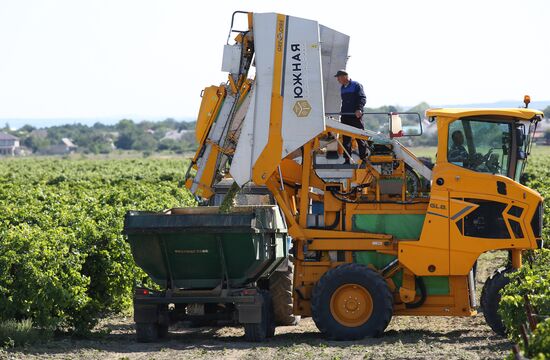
135 288 150 296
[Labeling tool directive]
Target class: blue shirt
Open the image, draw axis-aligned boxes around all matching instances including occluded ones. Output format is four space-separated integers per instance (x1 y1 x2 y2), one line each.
340 80 367 114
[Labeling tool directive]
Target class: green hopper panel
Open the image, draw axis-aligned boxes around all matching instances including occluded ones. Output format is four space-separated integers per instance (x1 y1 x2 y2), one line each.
355 251 449 296
352 214 426 239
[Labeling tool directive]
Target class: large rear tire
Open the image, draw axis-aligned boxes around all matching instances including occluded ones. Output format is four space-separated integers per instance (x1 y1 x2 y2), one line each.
481 267 512 336
311 263 393 340
243 290 275 342
270 263 300 326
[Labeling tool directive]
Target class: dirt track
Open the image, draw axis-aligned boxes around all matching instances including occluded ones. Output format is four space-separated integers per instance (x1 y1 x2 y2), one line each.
1 315 511 360
2 253 511 360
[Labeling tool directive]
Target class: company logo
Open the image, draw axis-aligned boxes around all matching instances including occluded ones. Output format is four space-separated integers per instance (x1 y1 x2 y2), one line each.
290 43 304 99
293 100 311 117
276 18 285 52
430 203 446 210
175 249 209 254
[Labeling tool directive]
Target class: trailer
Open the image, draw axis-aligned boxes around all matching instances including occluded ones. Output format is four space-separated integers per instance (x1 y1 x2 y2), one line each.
124 202 298 342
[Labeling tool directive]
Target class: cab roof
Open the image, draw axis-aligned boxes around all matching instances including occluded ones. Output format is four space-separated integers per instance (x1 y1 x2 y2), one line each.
426 108 543 120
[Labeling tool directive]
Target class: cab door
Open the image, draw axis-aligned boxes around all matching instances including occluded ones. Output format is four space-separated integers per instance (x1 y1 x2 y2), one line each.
438 117 531 275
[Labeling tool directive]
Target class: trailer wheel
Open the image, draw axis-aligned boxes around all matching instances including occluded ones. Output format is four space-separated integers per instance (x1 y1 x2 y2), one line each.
311 263 393 340
244 290 275 342
136 322 159 343
270 263 300 326
481 267 512 336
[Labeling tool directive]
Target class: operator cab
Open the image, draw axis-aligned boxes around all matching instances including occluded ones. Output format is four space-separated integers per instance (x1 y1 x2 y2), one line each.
426 108 542 183
446 115 539 181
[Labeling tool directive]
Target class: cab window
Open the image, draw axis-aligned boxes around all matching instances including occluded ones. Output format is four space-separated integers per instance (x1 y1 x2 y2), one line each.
447 119 512 176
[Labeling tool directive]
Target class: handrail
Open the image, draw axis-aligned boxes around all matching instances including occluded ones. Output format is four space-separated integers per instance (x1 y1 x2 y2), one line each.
227 11 250 44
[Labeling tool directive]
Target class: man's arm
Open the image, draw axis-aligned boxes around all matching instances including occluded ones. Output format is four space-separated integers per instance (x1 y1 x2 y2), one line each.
448 146 469 163
356 82 367 110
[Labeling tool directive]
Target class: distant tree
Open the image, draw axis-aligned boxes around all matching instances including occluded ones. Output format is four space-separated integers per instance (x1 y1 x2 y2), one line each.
137 120 155 131
88 141 113 154
19 125 36 133
24 136 51 152
543 105 550 119
407 102 431 116
158 138 185 152
12 118 196 154
116 119 135 132
115 131 137 150
92 122 107 130
132 133 157 151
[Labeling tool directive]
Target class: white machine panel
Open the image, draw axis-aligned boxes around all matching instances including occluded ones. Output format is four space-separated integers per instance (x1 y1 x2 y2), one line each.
231 13 278 186
231 13 350 186
319 26 350 114
221 44 242 74
280 16 326 158
231 87 256 186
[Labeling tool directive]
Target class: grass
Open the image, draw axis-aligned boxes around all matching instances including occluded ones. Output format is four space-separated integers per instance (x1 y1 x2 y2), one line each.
0 319 52 348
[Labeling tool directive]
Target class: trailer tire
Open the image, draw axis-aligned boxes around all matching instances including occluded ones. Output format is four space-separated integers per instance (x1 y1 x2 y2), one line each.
136 322 159 343
311 263 393 340
244 290 275 342
270 263 300 326
481 267 512 336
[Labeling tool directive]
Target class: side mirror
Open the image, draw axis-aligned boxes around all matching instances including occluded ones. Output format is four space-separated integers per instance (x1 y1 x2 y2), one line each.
516 128 525 147
390 112 422 138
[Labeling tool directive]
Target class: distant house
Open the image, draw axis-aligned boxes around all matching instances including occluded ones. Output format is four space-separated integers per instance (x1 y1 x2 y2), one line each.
0 132 20 155
161 129 194 141
43 138 78 155
30 129 48 138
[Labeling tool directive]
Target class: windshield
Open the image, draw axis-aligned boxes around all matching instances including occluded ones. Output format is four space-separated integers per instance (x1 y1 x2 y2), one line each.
514 119 538 182
447 118 512 176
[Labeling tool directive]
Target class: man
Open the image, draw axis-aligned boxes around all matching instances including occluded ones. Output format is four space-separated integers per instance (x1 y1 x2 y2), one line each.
448 130 469 164
335 70 367 164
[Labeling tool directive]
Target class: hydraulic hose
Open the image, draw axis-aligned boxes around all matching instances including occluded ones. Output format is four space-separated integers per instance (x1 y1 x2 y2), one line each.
405 277 427 309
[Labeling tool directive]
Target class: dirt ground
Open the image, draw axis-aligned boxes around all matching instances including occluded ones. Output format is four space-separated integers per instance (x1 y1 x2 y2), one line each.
1 253 512 360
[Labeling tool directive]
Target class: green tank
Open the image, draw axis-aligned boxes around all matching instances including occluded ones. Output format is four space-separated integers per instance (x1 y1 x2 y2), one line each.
124 206 288 289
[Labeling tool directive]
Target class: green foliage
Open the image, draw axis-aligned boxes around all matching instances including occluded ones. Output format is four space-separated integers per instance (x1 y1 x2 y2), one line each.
0 158 195 332
0 319 51 348
527 318 550 359
522 157 550 240
488 156 550 358
23 136 51 152
499 249 550 357
11 118 196 154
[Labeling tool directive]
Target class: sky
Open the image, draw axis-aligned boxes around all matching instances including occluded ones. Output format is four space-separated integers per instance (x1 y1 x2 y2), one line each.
0 0 549 123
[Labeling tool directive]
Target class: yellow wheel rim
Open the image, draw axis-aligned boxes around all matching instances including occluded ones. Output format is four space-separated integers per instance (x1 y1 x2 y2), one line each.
330 283 373 327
